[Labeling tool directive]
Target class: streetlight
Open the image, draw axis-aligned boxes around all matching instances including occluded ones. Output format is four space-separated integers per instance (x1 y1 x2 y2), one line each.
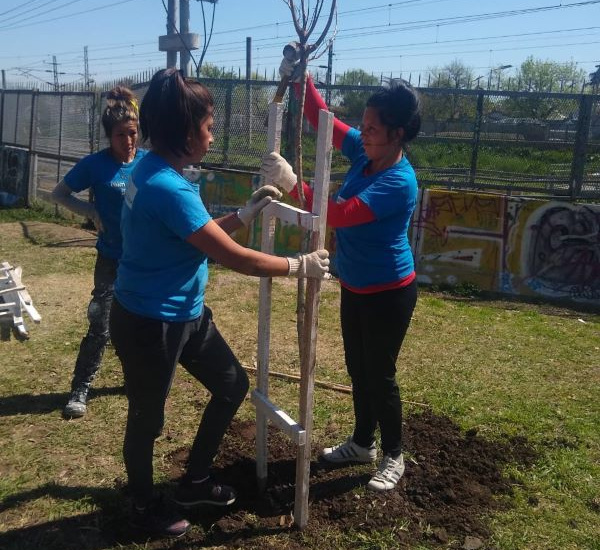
488 64 512 90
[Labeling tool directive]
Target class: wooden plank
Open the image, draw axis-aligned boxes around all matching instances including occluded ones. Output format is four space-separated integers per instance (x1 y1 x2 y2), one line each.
12 267 41 322
255 101 283 491
0 286 26 295
262 201 319 232
294 109 334 529
250 390 306 446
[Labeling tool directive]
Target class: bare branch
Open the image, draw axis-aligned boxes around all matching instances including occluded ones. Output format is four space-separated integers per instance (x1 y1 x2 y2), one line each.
306 0 337 55
300 0 307 29
306 0 324 39
286 0 305 38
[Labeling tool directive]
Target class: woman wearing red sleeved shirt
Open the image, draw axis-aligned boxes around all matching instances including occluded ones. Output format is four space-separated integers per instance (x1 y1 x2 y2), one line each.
261 66 421 492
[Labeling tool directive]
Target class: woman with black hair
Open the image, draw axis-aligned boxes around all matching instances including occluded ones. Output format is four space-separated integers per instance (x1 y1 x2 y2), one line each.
109 68 329 538
261 63 421 493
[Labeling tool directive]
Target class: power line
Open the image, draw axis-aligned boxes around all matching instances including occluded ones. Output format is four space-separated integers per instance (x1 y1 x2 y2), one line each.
0 0 86 27
0 0 142 31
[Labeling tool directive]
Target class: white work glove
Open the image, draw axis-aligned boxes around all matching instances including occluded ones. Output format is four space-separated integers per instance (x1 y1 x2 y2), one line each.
237 185 282 226
260 152 297 193
279 57 303 82
287 249 330 279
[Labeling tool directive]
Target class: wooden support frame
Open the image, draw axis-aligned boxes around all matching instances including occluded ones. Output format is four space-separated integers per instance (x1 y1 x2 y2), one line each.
251 102 334 529
0 262 41 341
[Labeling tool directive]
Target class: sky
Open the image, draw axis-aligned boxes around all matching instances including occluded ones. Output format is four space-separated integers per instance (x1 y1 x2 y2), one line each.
0 0 599 88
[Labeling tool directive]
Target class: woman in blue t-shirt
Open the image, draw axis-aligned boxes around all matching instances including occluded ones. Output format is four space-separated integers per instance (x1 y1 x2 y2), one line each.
52 86 146 419
109 68 329 538
261 61 421 493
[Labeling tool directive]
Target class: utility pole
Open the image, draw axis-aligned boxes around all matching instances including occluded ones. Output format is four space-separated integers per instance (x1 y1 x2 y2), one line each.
246 36 252 143
180 0 191 76
326 43 333 104
52 56 59 91
166 0 179 68
159 0 199 74
317 43 333 104
83 46 90 90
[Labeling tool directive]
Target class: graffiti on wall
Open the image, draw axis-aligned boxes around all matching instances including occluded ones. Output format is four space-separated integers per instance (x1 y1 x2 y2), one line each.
185 167 327 256
184 170 599 305
413 189 506 291
414 189 600 304
509 202 600 301
0 145 29 200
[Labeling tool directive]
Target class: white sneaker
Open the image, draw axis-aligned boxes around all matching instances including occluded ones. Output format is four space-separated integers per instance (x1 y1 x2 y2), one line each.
321 437 377 464
367 454 405 491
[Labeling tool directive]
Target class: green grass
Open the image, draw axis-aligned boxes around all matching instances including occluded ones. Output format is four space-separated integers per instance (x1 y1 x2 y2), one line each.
409 142 574 175
1 211 599 549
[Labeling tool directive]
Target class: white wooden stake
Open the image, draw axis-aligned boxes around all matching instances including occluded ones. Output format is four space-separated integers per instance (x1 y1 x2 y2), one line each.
252 104 333 529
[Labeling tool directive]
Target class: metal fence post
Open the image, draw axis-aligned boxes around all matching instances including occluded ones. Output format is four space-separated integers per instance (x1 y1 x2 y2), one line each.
26 91 38 205
56 94 64 183
469 90 484 185
223 81 232 166
570 94 593 199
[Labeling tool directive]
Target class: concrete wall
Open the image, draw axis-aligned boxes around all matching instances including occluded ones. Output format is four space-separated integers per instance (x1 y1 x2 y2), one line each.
413 189 600 305
0 146 29 204
195 168 600 306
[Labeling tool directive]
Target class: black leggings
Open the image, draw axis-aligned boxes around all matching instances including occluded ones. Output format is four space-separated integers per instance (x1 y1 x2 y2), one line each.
109 299 249 504
340 279 417 457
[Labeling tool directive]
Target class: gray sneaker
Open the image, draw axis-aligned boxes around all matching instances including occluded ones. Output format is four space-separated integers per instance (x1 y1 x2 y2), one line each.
321 437 377 464
367 454 405 491
63 389 88 418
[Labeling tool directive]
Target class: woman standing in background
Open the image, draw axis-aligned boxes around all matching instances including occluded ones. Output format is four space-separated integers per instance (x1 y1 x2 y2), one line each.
52 86 146 419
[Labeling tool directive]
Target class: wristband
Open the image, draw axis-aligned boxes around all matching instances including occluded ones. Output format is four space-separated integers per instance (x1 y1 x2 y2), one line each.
287 257 301 276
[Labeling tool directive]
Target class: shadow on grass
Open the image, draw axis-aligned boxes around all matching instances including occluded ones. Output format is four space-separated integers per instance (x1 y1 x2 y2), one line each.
426 286 600 317
0 470 319 550
0 386 125 417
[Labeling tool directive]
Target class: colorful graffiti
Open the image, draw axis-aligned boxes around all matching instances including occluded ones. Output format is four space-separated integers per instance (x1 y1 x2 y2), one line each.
0 146 29 200
184 167 334 257
185 170 599 305
414 189 600 305
510 202 600 301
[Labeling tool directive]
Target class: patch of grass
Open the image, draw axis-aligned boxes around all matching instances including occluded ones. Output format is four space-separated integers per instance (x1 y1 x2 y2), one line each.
0 220 599 549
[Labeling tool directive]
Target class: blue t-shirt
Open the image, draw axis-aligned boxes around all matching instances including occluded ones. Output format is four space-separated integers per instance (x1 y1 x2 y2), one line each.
115 152 212 321
64 148 148 259
334 127 418 289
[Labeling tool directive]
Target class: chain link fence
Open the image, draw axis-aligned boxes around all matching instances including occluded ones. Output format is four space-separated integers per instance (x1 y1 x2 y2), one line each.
1 78 599 205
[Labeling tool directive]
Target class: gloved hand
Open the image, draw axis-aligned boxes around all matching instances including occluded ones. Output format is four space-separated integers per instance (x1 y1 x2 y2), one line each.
260 152 297 193
279 57 303 82
237 185 282 226
287 249 330 279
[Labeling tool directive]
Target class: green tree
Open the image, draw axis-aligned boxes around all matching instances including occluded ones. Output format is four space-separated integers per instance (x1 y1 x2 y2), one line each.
199 63 237 79
423 60 477 123
515 56 586 93
428 59 475 89
500 57 585 120
333 69 379 120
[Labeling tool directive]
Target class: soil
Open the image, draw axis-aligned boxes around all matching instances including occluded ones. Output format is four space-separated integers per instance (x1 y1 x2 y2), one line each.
116 410 537 549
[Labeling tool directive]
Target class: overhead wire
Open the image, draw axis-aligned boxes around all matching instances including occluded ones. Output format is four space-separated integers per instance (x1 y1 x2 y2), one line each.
4 0 598 83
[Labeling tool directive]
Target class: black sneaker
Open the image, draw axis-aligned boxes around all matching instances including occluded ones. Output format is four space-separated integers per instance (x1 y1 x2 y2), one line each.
63 389 89 418
130 497 191 538
174 477 236 507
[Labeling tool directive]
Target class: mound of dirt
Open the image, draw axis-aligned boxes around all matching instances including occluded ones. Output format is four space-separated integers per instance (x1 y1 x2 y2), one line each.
147 410 536 549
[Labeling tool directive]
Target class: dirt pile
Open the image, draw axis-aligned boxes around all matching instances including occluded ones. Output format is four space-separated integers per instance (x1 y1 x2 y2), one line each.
158 410 536 549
